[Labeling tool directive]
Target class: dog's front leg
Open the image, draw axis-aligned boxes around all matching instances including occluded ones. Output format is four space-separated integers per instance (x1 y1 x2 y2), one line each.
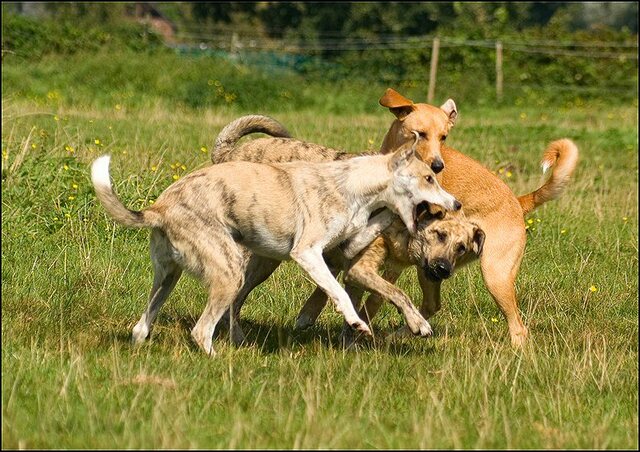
340 209 396 260
344 260 432 337
416 267 442 319
291 247 372 336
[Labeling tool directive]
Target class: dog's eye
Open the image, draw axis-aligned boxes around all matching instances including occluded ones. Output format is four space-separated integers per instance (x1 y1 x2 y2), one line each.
425 175 434 184
436 231 447 242
418 131 427 139
457 243 466 255
441 135 448 141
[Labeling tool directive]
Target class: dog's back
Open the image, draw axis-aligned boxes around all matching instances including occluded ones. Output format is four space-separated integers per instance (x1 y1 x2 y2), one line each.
212 115 357 164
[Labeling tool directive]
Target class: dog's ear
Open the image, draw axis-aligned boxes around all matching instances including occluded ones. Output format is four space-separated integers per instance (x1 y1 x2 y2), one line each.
416 202 445 226
389 142 415 171
380 88 416 120
440 99 458 127
471 224 485 256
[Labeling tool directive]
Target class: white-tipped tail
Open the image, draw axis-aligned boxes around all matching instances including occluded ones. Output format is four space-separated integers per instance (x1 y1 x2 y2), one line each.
91 155 112 189
518 139 579 216
90 155 159 228
541 160 551 174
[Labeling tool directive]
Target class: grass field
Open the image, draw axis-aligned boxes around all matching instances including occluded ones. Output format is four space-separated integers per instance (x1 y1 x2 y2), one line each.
2 53 639 449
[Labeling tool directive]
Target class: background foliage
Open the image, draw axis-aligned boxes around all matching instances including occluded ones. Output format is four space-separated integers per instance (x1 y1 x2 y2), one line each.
2 2 638 108
2 2 638 449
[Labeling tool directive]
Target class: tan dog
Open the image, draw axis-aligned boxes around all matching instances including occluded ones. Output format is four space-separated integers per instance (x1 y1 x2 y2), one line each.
212 91 578 346
337 212 485 345
91 137 460 355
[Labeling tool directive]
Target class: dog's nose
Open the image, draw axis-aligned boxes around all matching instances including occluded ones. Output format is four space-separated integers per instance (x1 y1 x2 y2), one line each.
431 159 444 174
432 259 452 279
453 200 462 211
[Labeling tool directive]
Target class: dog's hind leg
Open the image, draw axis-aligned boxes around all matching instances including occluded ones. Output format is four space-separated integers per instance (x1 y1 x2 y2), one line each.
480 229 528 347
190 236 248 355
225 256 281 346
294 287 329 330
291 247 372 336
132 230 183 344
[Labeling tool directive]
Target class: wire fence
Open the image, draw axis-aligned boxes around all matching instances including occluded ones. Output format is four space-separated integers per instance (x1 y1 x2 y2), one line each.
168 31 639 100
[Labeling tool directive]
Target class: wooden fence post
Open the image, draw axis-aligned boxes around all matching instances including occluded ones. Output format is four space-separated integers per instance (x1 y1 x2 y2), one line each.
427 37 440 103
496 40 503 101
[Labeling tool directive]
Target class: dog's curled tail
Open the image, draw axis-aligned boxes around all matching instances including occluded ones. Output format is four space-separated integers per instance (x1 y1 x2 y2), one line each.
518 138 579 216
91 155 161 228
212 115 291 163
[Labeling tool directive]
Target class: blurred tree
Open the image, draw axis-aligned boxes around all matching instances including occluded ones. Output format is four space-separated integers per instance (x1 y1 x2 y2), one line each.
191 2 257 24
256 2 304 38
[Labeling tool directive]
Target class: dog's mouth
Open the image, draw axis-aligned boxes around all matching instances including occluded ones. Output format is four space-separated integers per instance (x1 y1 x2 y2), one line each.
413 201 430 229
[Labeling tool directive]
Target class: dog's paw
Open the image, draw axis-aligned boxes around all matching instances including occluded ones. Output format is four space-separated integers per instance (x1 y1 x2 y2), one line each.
294 312 316 330
132 322 149 344
191 328 215 356
413 319 433 337
350 320 372 337
405 311 433 337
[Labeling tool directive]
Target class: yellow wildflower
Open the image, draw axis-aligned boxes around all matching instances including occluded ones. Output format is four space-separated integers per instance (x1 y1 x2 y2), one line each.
560 229 566 234
527 218 534 225
94 139 101 145
151 166 158 172
491 317 498 323
72 183 78 189
172 175 179 180
589 285 597 293
200 146 208 153
506 171 512 178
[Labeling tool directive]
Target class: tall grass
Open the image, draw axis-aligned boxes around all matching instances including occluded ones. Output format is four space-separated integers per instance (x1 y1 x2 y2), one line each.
2 51 638 448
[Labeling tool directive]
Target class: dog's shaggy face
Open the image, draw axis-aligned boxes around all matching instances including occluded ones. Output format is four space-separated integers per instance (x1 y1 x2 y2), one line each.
408 216 485 281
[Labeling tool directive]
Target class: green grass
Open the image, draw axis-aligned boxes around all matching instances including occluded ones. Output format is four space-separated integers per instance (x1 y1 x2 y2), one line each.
2 53 638 449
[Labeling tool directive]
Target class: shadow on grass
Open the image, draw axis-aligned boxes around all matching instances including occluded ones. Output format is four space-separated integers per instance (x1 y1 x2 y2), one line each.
218 318 441 357
100 312 441 357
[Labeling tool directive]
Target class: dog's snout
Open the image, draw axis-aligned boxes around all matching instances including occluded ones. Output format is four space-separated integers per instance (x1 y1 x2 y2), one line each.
431 159 444 174
453 200 462 211
432 259 452 279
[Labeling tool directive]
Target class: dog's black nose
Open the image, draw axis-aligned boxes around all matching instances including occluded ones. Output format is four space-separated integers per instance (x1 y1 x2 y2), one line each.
432 259 452 279
431 159 444 174
453 200 462 211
